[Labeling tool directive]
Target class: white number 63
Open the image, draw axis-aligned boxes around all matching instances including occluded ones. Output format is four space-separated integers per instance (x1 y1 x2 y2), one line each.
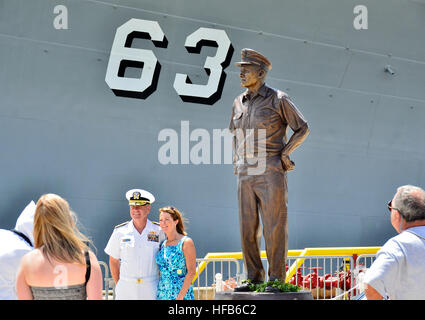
105 19 233 105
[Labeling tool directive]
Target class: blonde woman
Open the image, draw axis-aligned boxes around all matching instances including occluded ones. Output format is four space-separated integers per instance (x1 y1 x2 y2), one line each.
16 194 102 300
156 206 196 300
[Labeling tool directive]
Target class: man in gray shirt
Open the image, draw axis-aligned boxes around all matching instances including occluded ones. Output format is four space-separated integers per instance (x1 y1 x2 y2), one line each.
364 185 425 299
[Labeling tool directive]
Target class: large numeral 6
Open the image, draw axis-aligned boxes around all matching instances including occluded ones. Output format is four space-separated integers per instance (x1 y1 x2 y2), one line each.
105 19 167 99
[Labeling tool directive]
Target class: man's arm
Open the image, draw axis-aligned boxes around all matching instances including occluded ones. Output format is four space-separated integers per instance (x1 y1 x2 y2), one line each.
282 123 310 156
229 99 239 175
362 242 399 300
281 123 309 156
109 256 120 285
279 96 309 170
364 283 383 300
281 123 309 170
232 134 238 175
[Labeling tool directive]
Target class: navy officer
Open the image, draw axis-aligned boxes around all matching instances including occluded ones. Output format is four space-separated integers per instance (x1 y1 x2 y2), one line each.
104 189 165 299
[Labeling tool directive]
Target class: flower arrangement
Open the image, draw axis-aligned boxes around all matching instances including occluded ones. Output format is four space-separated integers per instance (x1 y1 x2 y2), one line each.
241 279 301 293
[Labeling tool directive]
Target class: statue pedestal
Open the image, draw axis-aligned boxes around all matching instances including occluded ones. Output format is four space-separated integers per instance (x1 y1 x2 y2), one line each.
214 290 313 300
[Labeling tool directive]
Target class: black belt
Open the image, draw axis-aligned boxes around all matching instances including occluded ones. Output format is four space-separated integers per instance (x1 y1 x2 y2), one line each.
10 229 33 247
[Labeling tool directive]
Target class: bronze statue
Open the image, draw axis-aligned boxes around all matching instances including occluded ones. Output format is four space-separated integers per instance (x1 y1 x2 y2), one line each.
229 48 309 292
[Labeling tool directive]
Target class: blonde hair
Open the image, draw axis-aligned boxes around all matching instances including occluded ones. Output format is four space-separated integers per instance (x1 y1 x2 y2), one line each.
34 194 91 264
159 206 187 235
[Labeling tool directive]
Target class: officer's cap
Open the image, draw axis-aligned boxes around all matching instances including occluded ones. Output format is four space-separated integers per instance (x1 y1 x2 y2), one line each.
126 189 155 206
235 48 272 71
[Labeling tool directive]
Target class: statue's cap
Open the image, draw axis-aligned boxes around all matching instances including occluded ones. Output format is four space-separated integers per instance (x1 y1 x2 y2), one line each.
235 48 272 71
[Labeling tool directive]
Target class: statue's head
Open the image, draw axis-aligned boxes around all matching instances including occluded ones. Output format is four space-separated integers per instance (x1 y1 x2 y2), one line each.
235 48 272 89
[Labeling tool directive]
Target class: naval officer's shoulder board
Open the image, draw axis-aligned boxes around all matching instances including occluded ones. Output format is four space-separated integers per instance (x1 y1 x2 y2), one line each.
152 221 160 226
114 221 130 229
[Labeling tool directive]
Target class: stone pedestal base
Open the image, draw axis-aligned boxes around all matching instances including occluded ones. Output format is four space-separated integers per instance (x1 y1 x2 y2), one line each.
214 290 313 300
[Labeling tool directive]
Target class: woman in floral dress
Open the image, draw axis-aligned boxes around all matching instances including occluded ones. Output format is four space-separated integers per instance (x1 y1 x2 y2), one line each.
156 206 196 300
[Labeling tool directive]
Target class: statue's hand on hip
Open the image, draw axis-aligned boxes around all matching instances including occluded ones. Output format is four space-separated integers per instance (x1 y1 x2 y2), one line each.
281 154 295 171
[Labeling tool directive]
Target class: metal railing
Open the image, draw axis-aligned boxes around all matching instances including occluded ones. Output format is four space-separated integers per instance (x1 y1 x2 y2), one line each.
193 249 303 283
350 254 378 299
356 254 377 271
193 258 241 300
193 247 380 300
288 255 354 300
98 261 115 300
99 247 380 300
224 255 355 300
284 247 380 282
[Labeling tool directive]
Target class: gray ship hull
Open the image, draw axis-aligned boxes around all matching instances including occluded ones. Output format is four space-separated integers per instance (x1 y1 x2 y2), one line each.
1 0 425 263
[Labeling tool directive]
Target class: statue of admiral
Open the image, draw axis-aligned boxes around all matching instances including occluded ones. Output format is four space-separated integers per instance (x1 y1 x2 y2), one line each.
230 48 309 292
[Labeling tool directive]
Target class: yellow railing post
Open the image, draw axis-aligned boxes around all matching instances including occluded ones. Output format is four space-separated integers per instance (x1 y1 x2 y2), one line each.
285 248 309 283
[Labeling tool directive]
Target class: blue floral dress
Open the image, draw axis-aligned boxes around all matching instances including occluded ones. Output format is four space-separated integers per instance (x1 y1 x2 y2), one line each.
156 236 195 300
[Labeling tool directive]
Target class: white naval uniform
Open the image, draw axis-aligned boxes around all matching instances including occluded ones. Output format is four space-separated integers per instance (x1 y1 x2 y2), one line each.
104 219 165 300
0 230 33 300
0 201 35 300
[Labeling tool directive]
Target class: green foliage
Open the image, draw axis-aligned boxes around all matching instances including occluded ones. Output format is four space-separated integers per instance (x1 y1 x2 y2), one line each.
241 279 301 293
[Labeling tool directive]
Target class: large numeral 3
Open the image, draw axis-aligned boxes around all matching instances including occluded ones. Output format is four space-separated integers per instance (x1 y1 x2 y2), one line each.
173 28 233 105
